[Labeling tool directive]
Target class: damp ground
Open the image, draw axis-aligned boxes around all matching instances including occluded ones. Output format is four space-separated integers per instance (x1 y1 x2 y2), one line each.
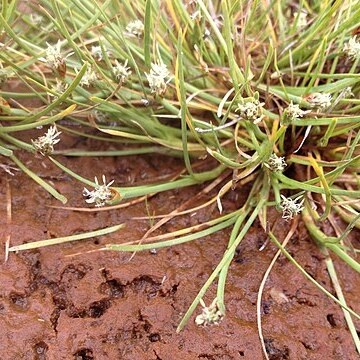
0 132 359 360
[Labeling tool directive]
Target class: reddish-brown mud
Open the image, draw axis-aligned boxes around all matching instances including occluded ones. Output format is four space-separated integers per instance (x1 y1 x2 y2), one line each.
0 133 359 360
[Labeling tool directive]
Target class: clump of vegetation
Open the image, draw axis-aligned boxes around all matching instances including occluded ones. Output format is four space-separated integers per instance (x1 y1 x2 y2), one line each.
1 0 359 356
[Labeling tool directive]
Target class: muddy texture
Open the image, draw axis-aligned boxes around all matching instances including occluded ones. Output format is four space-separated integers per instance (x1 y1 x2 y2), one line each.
0 132 359 360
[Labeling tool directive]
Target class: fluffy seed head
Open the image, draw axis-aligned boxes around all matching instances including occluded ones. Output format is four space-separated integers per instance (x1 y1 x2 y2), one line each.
78 66 98 87
195 298 223 327
236 99 265 124
284 101 311 123
31 125 61 156
343 36 360 60
91 45 106 61
41 41 64 69
49 79 68 99
126 20 144 37
280 195 304 220
267 154 287 172
113 59 132 84
83 175 114 207
293 11 308 30
145 62 171 96
305 93 332 111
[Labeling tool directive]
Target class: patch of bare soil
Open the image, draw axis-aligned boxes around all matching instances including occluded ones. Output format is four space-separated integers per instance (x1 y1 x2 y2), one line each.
0 133 359 360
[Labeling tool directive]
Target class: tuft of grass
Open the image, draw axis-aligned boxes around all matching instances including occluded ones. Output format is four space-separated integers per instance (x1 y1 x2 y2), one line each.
0 0 359 355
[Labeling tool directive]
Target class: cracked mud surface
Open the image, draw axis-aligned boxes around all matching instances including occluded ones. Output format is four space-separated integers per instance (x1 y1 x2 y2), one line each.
0 133 359 359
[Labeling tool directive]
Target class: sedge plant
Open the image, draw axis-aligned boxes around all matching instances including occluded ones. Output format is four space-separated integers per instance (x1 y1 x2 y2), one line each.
1 0 360 354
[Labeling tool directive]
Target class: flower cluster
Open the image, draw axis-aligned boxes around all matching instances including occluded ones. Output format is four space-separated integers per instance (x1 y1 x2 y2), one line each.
126 19 144 37
83 175 114 207
195 298 223 326
267 154 287 172
30 13 43 25
78 66 98 87
343 36 360 60
235 99 265 124
145 62 171 96
92 109 109 123
40 41 72 71
306 92 332 111
293 11 307 30
280 195 304 220
49 79 68 99
341 86 354 98
190 10 202 21
31 125 61 156
91 45 106 61
113 59 132 84
283 101 310 123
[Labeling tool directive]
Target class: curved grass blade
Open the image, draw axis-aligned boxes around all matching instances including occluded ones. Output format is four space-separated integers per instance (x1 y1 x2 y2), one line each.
10 154 67 204
8 224 124 252
269 232 360 320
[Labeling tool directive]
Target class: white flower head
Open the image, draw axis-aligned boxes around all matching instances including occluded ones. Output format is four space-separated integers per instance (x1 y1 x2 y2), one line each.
78 66 98 87
40 41 72 70
280 195 304 221
31 125 61 156
283 101 311 123
126 19 144 37
267 153 287 172
293 11 307 30
341 86 354 98
190 10 202 21
195 298 223 327
49 79 68 98
203 27 211 40
113 59 132 84
236 99 265 124
330 87 354 110
92 109 109 123
150 62 170 78
145 61 171 96
306 92 332 111
30 13 43 25
343 36 360 60
83 175 114 207
91 45 107 61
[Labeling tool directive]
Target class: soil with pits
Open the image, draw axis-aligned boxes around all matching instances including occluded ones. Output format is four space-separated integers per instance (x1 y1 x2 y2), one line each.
0 131 359 360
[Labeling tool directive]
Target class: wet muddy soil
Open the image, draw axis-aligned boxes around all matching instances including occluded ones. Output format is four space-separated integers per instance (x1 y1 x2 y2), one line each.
0 132 359 360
